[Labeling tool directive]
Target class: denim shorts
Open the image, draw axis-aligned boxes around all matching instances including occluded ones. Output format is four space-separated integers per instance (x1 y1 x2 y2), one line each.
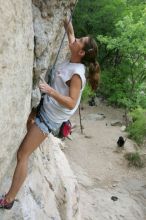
35 107 62 135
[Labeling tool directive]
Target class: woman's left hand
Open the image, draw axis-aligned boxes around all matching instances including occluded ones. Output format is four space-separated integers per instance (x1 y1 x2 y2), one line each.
39 82 53 95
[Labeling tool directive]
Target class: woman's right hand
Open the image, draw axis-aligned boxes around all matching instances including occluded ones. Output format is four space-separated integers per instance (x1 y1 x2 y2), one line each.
39 82 53 96
64 17 69 30
63 16 75 44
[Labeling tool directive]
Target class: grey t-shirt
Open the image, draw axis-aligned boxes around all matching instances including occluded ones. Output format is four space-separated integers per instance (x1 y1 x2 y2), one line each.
43 61 86 123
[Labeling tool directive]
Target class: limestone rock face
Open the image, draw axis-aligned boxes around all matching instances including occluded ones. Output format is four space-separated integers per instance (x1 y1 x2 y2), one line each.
0 136 80 220
0 0 80 219
0 0 34 181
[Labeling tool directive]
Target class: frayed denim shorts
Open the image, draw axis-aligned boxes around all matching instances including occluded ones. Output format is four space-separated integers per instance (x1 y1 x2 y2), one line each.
35 107 62 136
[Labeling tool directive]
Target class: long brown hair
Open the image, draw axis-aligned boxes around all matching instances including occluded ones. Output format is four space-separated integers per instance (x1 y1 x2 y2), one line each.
81 36 100 91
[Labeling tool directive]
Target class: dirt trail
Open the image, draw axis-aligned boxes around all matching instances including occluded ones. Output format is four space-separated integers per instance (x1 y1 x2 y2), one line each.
63 102 146 220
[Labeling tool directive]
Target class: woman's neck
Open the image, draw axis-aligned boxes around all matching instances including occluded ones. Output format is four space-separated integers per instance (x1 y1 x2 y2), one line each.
70 55 81 63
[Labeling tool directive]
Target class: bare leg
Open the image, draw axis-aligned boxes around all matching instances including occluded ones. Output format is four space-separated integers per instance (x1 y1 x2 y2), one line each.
5 123 47 203
26 108 37 131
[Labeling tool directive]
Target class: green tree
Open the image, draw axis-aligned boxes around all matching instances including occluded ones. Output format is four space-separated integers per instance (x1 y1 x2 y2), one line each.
73 0 146 143
97 10 146 108
73 0 126 38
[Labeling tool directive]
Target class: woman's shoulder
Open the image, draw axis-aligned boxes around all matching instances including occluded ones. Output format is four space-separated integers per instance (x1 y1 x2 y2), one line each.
69 62 85 72
73 64 85 76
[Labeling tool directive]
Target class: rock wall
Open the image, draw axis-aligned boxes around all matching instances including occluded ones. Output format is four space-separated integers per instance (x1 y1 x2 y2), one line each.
0 0 34 181
0 0 80 219
0 136 80 220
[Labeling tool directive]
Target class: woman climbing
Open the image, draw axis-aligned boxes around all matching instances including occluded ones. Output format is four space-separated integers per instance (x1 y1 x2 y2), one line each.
0 17 100 209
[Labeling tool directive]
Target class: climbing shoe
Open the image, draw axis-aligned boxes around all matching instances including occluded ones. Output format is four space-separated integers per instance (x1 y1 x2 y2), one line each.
0 195 14 209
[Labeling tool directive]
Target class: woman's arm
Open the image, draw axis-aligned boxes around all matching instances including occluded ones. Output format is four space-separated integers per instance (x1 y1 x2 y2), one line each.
39 74 82 110
64 17 75 44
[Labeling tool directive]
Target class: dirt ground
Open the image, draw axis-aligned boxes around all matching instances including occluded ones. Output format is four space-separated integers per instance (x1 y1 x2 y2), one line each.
63 101 146 220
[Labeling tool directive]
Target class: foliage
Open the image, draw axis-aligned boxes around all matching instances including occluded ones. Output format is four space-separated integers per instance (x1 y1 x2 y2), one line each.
73 0 146 110
81 83 95 102
73 0 127 66
127 107 146 144
99 69 133 107
73 0 126 37
124 152 144 168
73 0 146 143
97 11 146 108
73 0 146 65
135 84 146 109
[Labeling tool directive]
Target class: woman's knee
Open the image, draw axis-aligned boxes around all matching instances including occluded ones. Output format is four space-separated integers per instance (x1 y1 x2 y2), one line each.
17 149 29 162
